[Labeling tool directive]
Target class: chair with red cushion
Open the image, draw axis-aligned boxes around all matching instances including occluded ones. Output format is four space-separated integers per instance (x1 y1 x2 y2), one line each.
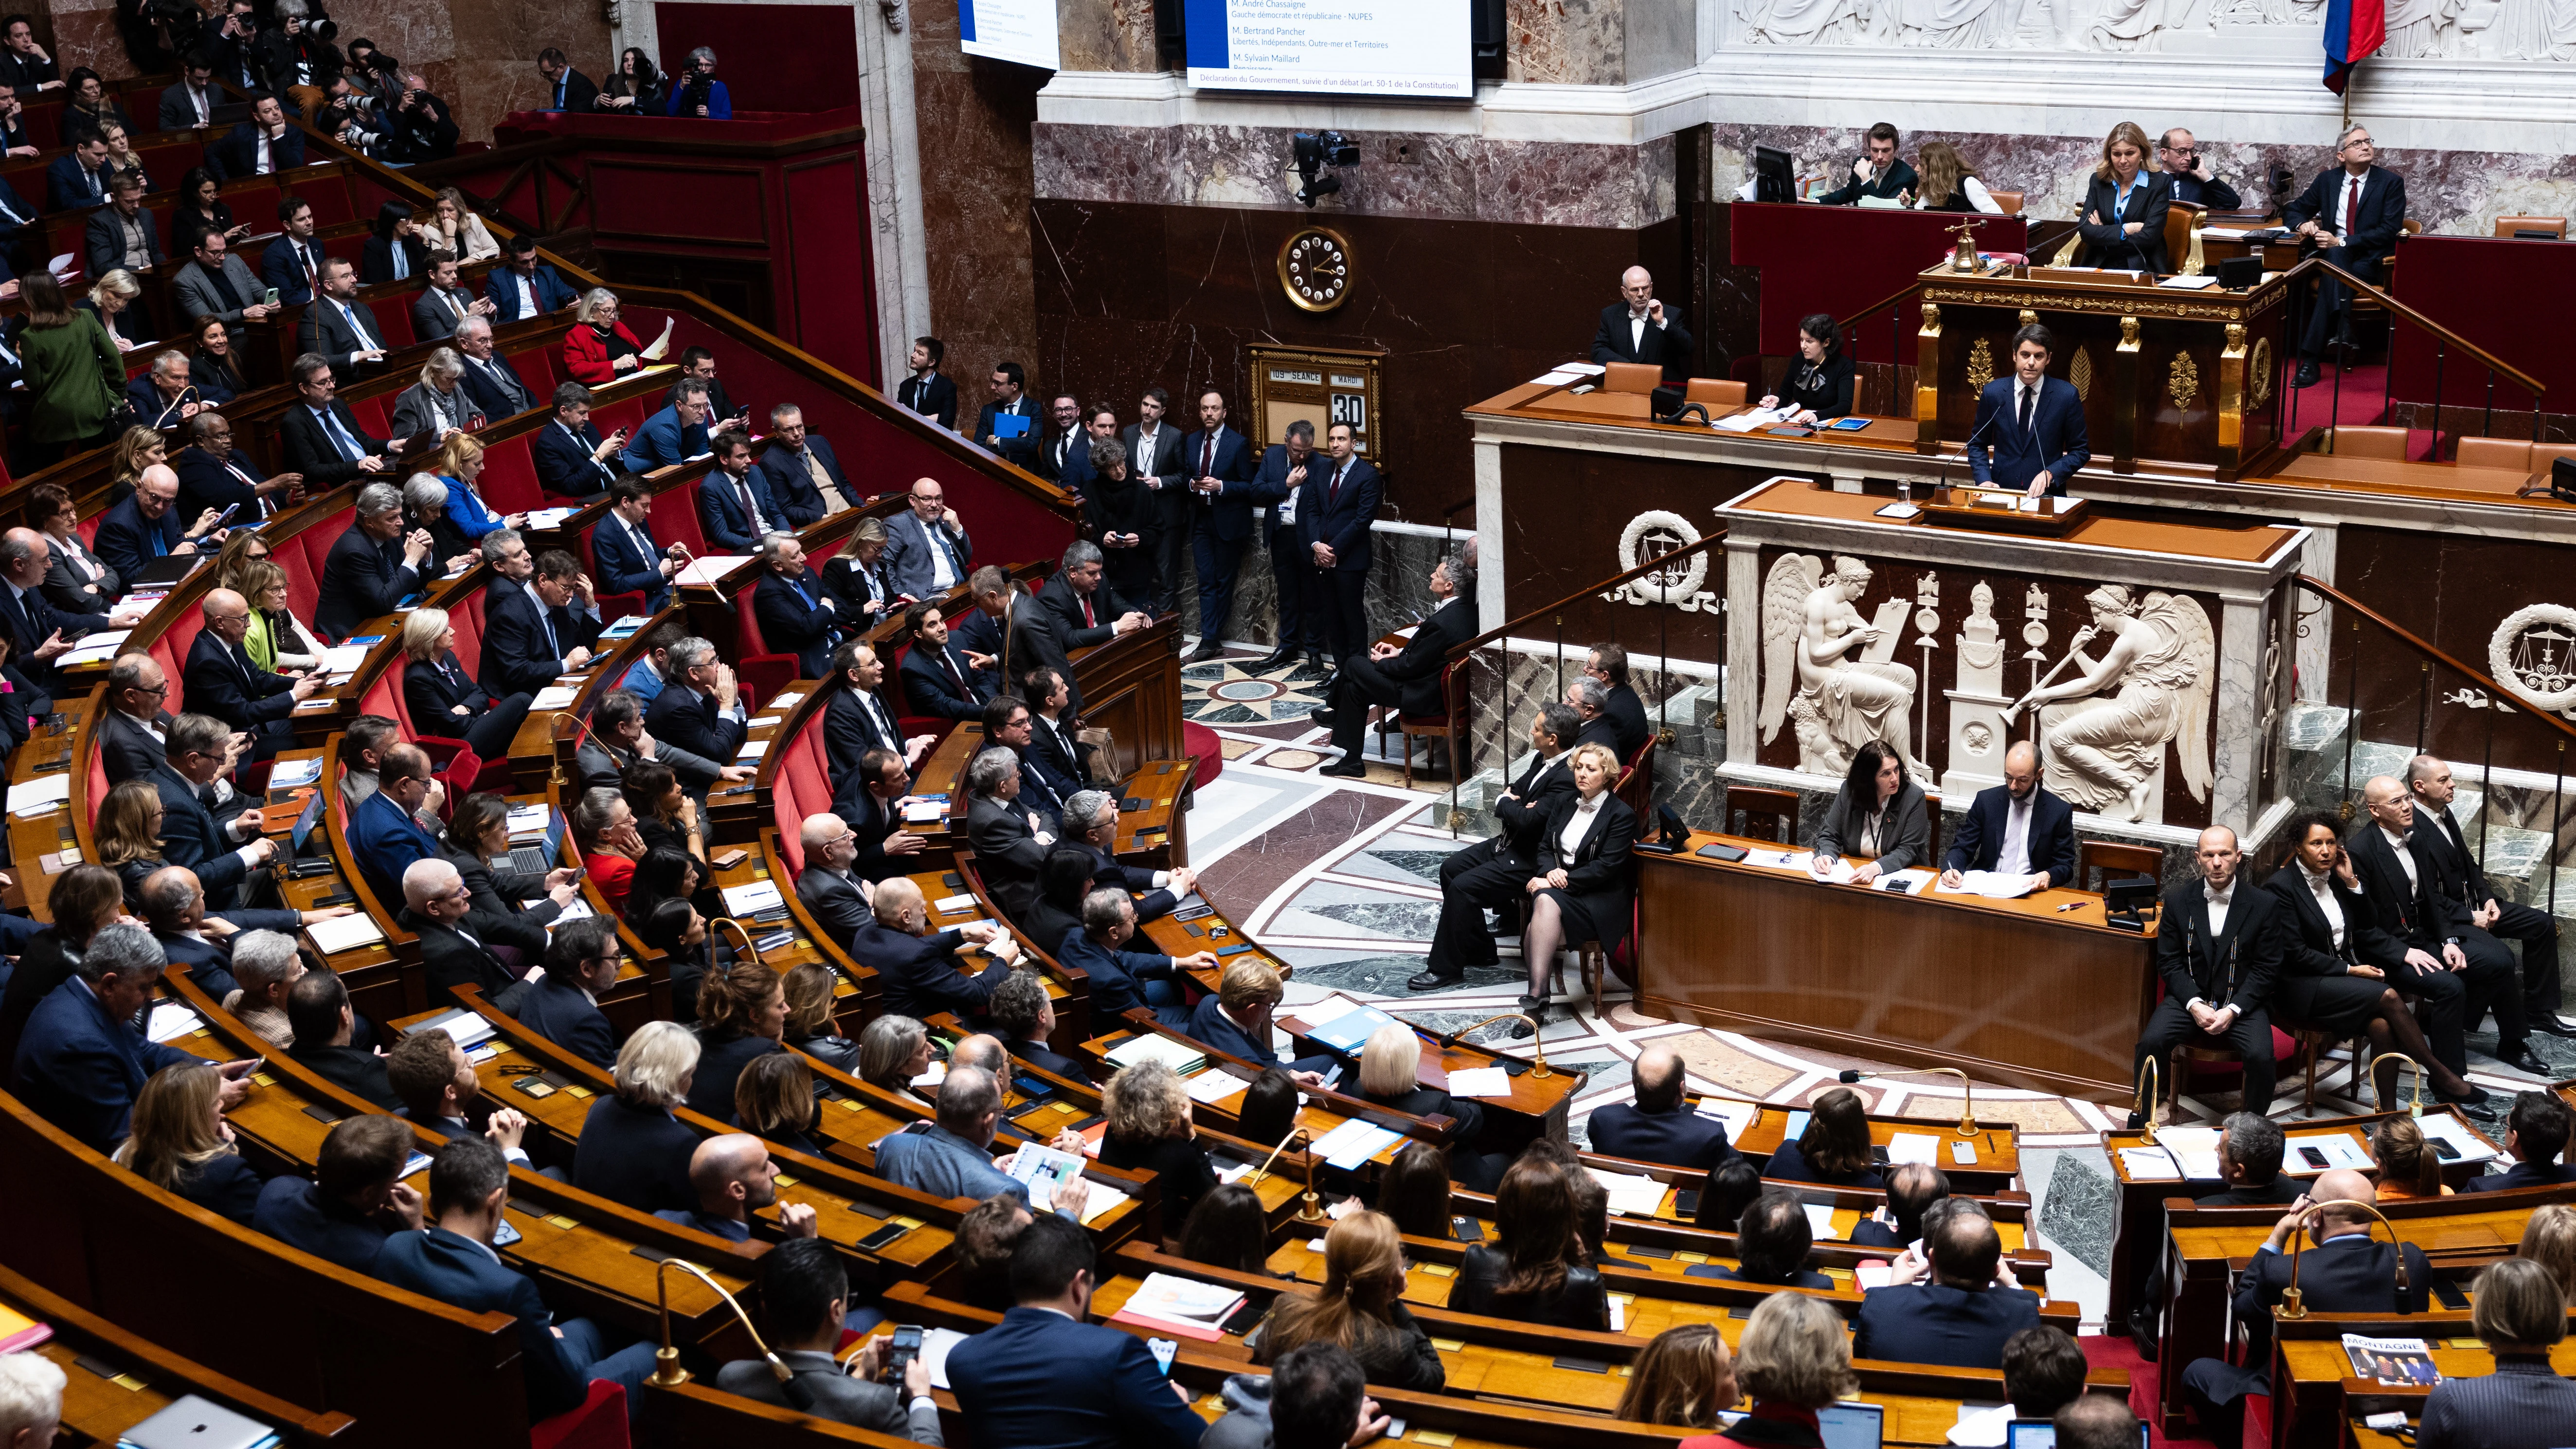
529 1379 628 1449
478 437 541 514
738 657 797 716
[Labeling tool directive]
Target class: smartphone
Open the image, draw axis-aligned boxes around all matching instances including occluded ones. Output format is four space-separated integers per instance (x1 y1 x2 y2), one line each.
565 868 586 885
262 287 280 306
732 404 751 422
881 1325 923 1384
2431 1139 2460 1160
214 503 242 527
1449 1216 1485 1243
2298 1145 2329 1169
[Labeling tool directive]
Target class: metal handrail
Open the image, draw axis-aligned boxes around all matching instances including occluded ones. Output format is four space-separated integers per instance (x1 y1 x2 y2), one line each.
2274 254 2543 398
1443 531 1726 667
2292 573 2576 750
1839 280 1925 334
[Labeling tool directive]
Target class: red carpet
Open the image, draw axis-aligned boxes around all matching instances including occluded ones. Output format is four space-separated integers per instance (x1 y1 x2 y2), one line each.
2080 1333 2235 1448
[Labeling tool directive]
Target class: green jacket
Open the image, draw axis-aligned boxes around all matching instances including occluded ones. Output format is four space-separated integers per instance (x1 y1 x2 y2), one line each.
20 311 125 444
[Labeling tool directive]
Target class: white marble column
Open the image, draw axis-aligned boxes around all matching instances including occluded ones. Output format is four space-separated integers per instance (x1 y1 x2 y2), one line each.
2294 524 2338 705
2213 589 2272 833
1725 537 1763 768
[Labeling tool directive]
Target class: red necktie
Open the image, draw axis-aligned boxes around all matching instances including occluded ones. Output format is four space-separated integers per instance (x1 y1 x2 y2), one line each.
1082 594 1096 629
1201 436 1215 475
2343 179 2357 237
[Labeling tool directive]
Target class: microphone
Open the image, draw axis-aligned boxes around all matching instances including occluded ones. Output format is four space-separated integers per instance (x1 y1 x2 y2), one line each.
1936 405 2003 503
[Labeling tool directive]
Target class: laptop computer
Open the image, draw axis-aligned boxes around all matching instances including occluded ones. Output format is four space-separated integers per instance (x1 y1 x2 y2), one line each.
1816 1402 1883 1449
507 811 566 877
119 1393 280 1449
2004 1420 2150 1449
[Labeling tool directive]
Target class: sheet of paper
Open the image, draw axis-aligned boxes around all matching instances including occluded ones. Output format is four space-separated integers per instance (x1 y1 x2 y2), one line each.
1884 1132 1941 1166
749 715 783 728
1586 1168 1669 1218
523 507 580 528
1802 1203 1839 1240
1561 362 1605 376
6 774 72 815
46 252 74 277
1444 1067 1513 1099
2286 1131 2373 1172
934 894 977 914
903 802 946 824
1935 869 2038 899
1876 868 1935 896
919 1326 971 1391
2158 273 2223 290
2119 1146 2182 1180
769 691 805 709
721 881 784 915
414 1007 496 1049
1807 856 1858 885
1184 1070 1248 1105
2156 1125 2224 1179
673 556 751 587
506 804 552 834
1311 1118 1403 1171
307 913 387 955
1695 1098 1759 1144
146 1003 202 1043
269 757 325 789
2416 1112 2499 1165
529 686 579 710
736 741 771 761
1746 848 1805 870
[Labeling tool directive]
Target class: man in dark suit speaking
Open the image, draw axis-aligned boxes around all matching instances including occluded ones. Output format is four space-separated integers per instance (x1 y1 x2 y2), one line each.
1968 323 2088 499
1589 266 1693 381
1180 388 1260 661
1940 742 2077 894
2281 126 2406 389
1310 554 1473 779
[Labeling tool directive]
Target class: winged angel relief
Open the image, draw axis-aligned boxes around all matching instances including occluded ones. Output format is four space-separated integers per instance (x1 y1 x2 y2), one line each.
1759 553 1921 778
2009 584 2215 822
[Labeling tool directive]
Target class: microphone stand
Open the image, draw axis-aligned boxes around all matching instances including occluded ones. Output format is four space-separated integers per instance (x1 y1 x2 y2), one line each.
649 1256 820 1410
1247 1126 1325 1224
1933 407 2002 505
546 710 600 791
1841 1065 1977 1137
2278 1198 2408 1318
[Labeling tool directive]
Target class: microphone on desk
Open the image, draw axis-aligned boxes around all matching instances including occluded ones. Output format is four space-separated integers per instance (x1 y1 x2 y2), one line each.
1934 405 2003 503
1839 1066 1978 1137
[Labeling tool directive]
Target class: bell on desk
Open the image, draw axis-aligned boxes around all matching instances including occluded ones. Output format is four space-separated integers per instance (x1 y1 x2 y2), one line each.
1950 218 1981 273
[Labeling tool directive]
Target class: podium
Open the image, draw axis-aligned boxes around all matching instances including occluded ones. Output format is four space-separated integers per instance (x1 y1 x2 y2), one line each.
1909 261 2295 482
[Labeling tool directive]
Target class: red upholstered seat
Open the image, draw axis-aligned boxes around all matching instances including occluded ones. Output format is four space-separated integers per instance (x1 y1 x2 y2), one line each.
345 394 391 438
76 512 101 546
530 1376 627 1449
593 591 646 623
733 588 768 658
87 753 108 833
594 398 648 439
773 717 837 875
301 186 356 228
1182 721 1223 789
648 478 706 557
448 589 487 679
360 664 401 730
738 657 795 715
369 296 416 350
138 142 202 190
479 437 540 514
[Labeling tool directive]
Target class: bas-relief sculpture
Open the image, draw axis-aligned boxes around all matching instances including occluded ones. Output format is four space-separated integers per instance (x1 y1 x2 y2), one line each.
2012 584 2216 821
1729 0 2575 54
1759 553 1923 777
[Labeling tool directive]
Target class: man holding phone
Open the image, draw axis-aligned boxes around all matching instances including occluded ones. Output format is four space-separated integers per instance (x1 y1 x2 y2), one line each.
94 464 227 582
715 1239 941 1440
174 230 275 350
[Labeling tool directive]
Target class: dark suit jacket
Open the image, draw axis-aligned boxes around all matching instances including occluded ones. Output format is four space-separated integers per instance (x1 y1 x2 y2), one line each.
2459 1159 2576 1195
1057 928 1177 1021
795 865 874 950
38 528 120 615
535 419 618 500
589 511 668 611
350 787 443 914
2077 170 2175 272
161 79 222 130
2261 866 2411 976
2280 164 2409 281
1358 596 1474 716
2346 825 2451 950
972 397 1039 467
44 154 109 212
516 974 616 1067
251 1177 397 1272
1298 456 1383 574
1491 752 1577 860
1602 683 1651 761
2155 879 2280 1017
298 294 393 364
358 234 430 286
823 686 902 799
11 977 198 1149
314 525 418 641
457 352 537 420
398 911 530 1010
263 235 329 305
646 683 746 765
1588 302 1695 378
209 121 306 181
1818 157 1918 207
883 509 974 602
1038 573 1132 654
573 1092 698 1214
859 923 1011 1022
484 263 579 322
85 204 164 279
753 567 841 676
998 593 1077 717
895 372 958 429
838 790 916 885
1852 1281 2044 1370
900 639 988 721
372 1228 595 1420
1585 1100 1735 1173
1538 792 1638 941
292 1041 401 1109
542 68 601 112
2169 171 2241 210
756 437 851 526
2231 1233 2431 1358
167 1149 261 1220
481 578 600 697
100 706 174 784
148 762 253 907
282 400 394 489
1941 784 2079 888
182 629 297 733
1967 376 2089 496
410 284 478 341
174 446 269 519
92 496 193 585
1028 713 1091 796
2410 803 2496 912
945 1306 1211 1449
1181 426 1270 542
697 468 787 552
967 792 1051 922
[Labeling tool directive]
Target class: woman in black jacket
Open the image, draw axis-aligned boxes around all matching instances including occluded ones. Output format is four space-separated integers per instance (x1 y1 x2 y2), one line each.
685 961 785 1121
1452 1154 1609 1330
1515 741 1636 1033
1258 1210 1444 1392
2076 121 2174 272
781 962 860 1073
733 1049 824 1158
360 200 431 286
1079 438 1160 607
598 47 665 113
1097 1058 1220 1226
170 166 247 252
400 607 533 760
1756 313 1856 424
2261 810 2479 1106
1356 1022 1505 1192
622 760 707 865
115 1061 264 1225
438 791 578 954
1763 1085 1883 1189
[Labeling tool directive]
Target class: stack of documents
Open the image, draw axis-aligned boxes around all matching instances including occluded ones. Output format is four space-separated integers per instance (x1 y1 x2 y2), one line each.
2157 1126 2224 1180
307 914 387 956
146 1003 203 1043
413 1007 496 1050
6 775 70 817
1114 1273 1244 1340
1304 997 1407 1054
1885 1132 1942 1166
1444 1067 1513 1099
1107 1033 1206 1076
721 881 785 917
270 758 325 789
1310 1118 1402 1170
2119 1145 2182 1180
1184 1069 1249 1105
1586 1167 1669 1218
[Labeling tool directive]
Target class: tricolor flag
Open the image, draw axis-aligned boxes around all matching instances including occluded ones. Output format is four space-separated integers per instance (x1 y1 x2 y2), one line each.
2322 0 2384 92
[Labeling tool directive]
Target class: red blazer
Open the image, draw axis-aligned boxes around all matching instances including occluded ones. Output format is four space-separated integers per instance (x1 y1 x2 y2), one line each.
563 320 645 385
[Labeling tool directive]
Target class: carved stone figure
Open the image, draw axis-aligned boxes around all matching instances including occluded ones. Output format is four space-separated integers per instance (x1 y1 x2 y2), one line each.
2011 584 2216 821
1761 554 1921 777
1958 580 2004 691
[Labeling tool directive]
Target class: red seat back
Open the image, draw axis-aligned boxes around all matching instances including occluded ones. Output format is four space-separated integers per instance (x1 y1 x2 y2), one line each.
363 658 404 732
299 186 356 228
593 398 648 438
448 589 487 678
369 296 416 350
734 589 767 658
649 478 707 557
345 394 391 437
478 437 540 514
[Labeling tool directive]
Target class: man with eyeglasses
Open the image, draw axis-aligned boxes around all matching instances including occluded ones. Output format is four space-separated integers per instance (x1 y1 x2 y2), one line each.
282 354 396 488
149 712 277 912
185 587 320 761
101 652 185 784
93 463 228 585
830 747 929 883
2282 125 2407 388
349 743 444 910
0 526 145 693
399 859 543 1013
794 812 875 950
644 635 748 769
315 482 433 641
480 532 601 697
2156 129 2238 210
177 411 303 522
516 918 623 1068
883 477 973 601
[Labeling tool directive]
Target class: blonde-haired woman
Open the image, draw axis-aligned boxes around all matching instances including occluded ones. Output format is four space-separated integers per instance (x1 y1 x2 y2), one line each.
824 514 897 619
575 1019 703 1213
1677 1293 1856 1448
1099 1058 1220 1224
114 1061 263 1224
426 187 501 262
401 605 532 757
566 288 646 383
2078 121 2173 272
82 268 147 349
392 346 476 438
427 429 525 543
108 424 167 503
1356 1021 1504 1191
1516 739 1637 1035
2520 1203 2576 1306
1257 1210 1444 1392
1617 1323 1739 1428
239 559 326 673
1910 140 2001 214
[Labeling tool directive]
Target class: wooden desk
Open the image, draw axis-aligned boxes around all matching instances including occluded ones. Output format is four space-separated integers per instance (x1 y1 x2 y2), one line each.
1635 830 2154 1099
2277 1327 2576 1449
1068 613 1188 781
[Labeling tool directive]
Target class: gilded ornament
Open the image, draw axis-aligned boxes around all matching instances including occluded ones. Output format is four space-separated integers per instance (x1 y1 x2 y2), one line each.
1964 337 1994 392
2167 351 2200 410
2250 338 2274 407
2119 315 2141 349
2018 308 2038 328
2069 348 2093 401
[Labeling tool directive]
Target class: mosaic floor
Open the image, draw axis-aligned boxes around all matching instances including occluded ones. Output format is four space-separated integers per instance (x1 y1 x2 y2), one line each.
1177 643 2576 1331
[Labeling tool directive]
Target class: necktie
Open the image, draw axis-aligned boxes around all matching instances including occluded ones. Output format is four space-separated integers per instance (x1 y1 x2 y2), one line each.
1330 463 1347 507
868 692 896 745
317 406 362 461
230 642 257 685
146 517 167 558
1081 593 1096 629
736 474 765 533
2017 386 2034 435
2343 176 2358 237
1201 435 1215 477
938 649 971 701
554 78 565 107
342 302 375 350
533 586 561 658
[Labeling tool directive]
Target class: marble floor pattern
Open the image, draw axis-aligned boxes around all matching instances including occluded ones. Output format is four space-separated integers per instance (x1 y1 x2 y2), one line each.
1175 644 2563 1332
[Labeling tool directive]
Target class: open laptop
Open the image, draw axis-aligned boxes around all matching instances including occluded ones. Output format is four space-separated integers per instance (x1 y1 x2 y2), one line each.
1816 1403 1883 1449
2004 1420 2150 1448
507 811 566 877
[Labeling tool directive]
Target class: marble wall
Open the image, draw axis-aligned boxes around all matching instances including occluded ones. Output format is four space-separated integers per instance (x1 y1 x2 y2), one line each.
1708 122 2576 240
906 2 1045 393
1056 0 1166 73
46 0 128 82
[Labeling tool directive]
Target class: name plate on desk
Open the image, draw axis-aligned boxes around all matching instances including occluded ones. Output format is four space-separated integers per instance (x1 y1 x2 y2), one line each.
1916 491 2088 537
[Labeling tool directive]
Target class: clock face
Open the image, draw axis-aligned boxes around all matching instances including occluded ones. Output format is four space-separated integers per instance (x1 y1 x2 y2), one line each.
1279 228 1353 313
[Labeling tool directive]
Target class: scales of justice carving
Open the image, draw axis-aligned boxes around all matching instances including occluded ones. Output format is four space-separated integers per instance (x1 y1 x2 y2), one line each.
1763 561 2217 824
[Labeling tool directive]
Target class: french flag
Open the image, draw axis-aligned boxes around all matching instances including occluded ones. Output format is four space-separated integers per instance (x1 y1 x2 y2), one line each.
2322 0 2384 92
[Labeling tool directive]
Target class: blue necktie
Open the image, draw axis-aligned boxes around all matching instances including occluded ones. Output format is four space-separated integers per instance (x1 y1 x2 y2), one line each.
791 576 817 610
146 518 167 557
316 406 362 461
533 585 561 658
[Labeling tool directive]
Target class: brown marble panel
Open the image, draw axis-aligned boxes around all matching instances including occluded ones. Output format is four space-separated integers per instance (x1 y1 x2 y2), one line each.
1056 0 1163 73
53 6 132 83
909 3 1044 386
444 0 610 144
